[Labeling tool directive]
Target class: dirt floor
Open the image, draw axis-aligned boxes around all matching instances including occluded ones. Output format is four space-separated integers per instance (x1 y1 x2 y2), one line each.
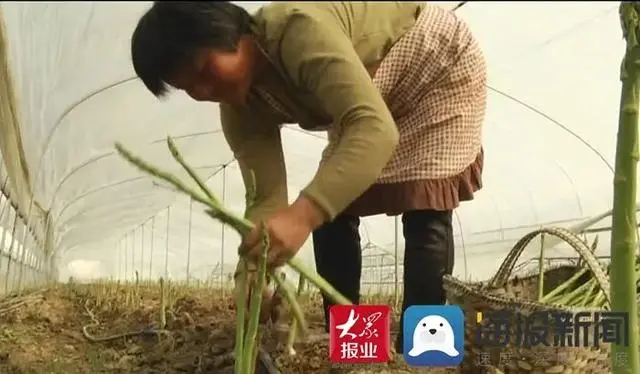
0 281 459 374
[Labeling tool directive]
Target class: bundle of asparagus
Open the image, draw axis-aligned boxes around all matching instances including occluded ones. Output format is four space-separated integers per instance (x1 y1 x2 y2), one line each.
536 235 640 311
537 236 612 309
540 261 640 310
115 137 352 374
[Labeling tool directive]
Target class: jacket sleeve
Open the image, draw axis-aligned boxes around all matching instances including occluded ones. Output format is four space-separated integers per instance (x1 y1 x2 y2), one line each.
220 103 288 225
278 11 399 221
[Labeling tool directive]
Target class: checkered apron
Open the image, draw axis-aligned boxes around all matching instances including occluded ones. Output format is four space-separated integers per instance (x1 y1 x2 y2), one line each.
256 3 486 184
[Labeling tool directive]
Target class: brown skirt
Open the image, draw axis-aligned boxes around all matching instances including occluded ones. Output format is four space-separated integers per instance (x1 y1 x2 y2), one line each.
344 149 483 217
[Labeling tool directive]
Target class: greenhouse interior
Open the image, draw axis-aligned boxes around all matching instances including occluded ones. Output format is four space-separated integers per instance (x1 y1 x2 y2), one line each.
0 1 639 373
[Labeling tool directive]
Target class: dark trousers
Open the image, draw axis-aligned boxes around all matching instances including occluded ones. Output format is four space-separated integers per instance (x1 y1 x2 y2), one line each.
312 209 455 353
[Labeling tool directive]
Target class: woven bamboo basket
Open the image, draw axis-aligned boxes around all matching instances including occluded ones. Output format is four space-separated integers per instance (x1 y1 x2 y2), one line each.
443 227 612 373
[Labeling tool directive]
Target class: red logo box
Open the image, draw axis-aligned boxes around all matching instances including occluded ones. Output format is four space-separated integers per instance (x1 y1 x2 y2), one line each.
329 305 391 364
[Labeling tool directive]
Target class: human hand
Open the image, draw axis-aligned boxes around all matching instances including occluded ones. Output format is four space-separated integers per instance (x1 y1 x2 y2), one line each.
240 195 325 267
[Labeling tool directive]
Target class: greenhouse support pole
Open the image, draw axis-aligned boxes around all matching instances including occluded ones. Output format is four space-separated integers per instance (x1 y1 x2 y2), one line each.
611 4 640 373
118 239 122 280
454 212 469 280
130 230 135 278
0 176 8 214
0 177 7 253
115 240 119 280
394 215 399 308
164 207 170 280
150 217 155 278
220 165 227 290
43 213 55 282
12 221 22 289
124 232 129 281
17 208 33 294
34 257 40 286
0 194 10 268
16 179 40 293
140 222 145 280
4 211 17 293
186 198 193 283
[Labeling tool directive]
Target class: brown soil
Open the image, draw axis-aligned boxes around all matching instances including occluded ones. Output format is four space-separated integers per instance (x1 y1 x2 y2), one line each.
0 282 458 374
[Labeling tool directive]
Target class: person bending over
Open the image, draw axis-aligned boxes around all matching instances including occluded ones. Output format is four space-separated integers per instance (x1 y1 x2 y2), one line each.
131 1 486 353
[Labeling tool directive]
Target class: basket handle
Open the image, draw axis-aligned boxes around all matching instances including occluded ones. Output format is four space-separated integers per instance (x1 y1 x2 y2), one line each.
487 227 610 305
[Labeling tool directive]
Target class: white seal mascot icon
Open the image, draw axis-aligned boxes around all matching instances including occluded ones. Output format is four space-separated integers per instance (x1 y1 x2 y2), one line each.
408 314 459 357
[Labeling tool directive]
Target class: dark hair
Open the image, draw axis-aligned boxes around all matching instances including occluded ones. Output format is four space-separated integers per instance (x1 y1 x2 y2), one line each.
131 2 254 97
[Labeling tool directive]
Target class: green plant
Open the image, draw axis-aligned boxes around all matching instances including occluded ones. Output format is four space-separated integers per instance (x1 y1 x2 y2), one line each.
115 137 351 374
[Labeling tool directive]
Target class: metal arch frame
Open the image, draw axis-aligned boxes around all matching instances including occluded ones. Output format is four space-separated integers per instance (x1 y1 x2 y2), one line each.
65 215 156 258
467 152 582 240
520 174 541 228
55 175 169 225
470 216 586 239
479 116 596 232
24 75 220 261
0 177 11 226
0 187 40 262
0 174 39 243
111 232 217 257
0 180 44 280
25 78 141 251
487 86 613 173
486 193 505 241
36 79 329 215
44 129 224 212
1 76 140 283
57 203 163 249
486 85 628 237
60 205 166 252
503 157 583 224
56 184 190 242
450 0 598 244
115 231 232 265
58 189 196 241
30 77 328 272
34 77 139 194
70 161 234 256
57 163 232 252
53 163 229 226
84 161 237 274
553 159 584 217
1 76 183 280
59 198 159 249
488 155 541 225
46 139 226 250
54 163 225 227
